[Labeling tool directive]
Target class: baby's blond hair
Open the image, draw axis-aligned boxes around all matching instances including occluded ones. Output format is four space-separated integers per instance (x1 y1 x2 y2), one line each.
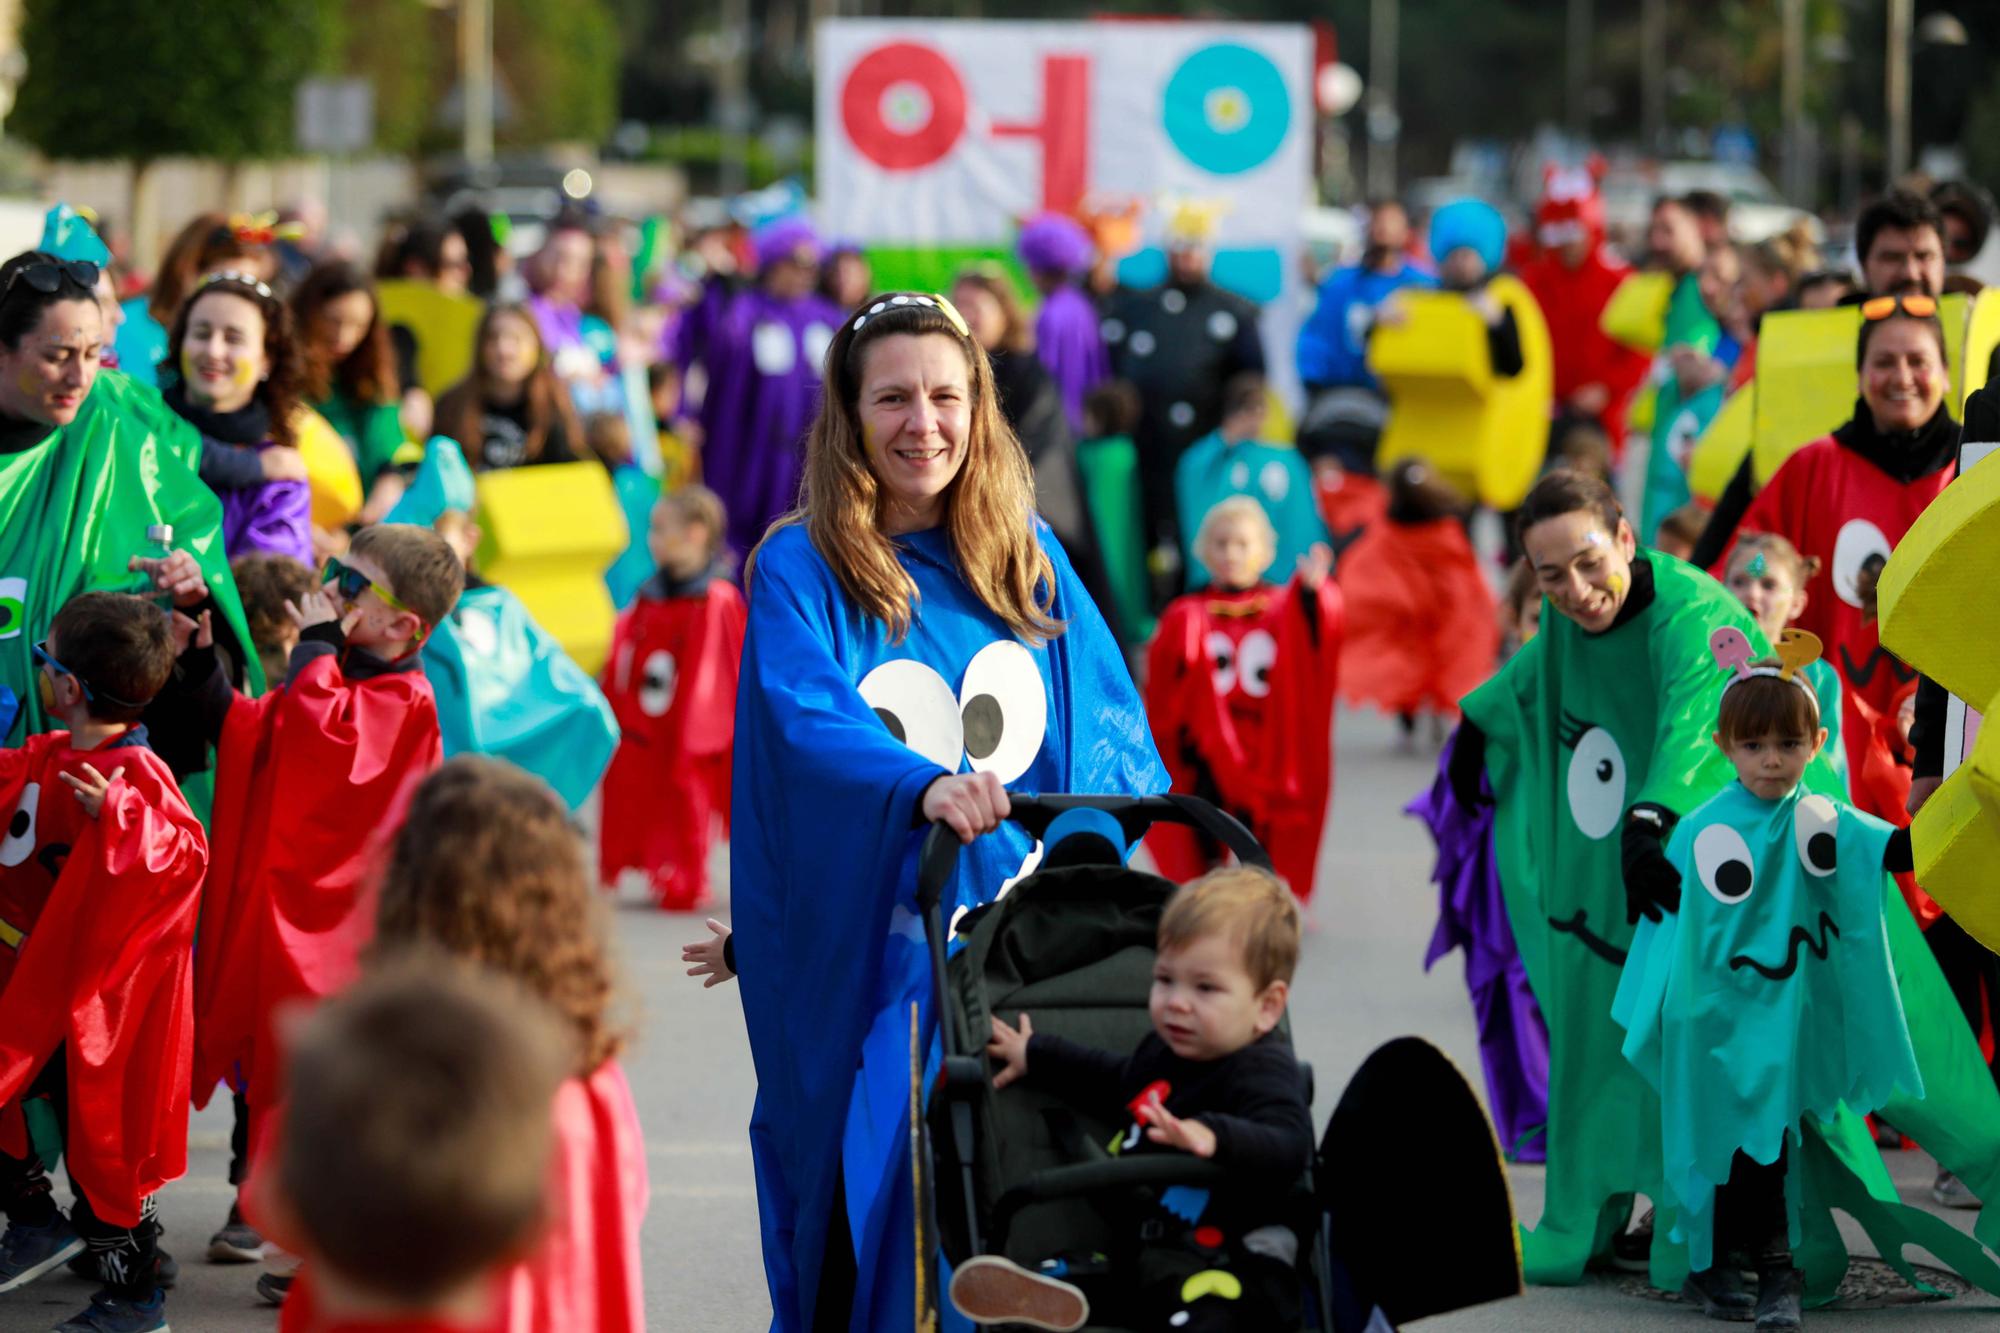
1159 866 1301 991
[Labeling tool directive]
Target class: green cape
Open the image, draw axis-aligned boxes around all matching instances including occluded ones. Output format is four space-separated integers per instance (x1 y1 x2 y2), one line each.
1 370 261 744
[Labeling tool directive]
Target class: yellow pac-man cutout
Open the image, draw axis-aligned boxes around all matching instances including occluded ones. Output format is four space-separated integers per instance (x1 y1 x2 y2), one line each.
292 406 364 530
1773 628 1822 680
376 279 486 397
1178 1270 1243 1305
1750 292 2000 486
1369 274 1554 510
1686 383 1754 503
1599 270 1674 354
473 461 627 673
1878 449 2000 950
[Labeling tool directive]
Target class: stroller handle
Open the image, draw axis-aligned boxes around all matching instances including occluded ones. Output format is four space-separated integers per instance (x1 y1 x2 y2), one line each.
915 793 1271 916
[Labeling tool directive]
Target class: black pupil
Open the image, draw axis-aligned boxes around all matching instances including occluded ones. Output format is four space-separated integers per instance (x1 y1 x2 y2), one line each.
1716 860 1752 899
1596 759 1614 782
873 708 906 745
1214 649 1233 671
0 606 15 633
1250 663 1270 686
1808 831 1836 869
962 694 1004 762
8 808 27 839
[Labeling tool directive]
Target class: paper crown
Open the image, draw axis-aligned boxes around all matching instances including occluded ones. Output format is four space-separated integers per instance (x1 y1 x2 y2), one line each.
1080 197 1144 261
1160 195 1229 248
1710 625 1823 714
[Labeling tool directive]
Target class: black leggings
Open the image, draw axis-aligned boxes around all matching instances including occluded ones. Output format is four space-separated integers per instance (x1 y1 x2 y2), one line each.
1927 915 2000 1088
1713 1145 1790 1270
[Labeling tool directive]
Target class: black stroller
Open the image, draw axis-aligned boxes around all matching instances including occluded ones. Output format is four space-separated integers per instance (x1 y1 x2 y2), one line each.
917 794 1522 1332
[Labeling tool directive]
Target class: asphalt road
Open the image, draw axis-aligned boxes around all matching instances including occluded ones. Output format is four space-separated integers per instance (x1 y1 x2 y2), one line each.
2 707 1994 1331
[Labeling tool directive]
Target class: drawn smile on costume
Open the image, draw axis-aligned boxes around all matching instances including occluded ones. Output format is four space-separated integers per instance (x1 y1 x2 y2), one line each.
1730 911 1840 982
1549 909 1628 966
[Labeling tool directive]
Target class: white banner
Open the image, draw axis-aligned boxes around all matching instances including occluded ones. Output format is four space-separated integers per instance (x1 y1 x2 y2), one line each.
815 19 1313 403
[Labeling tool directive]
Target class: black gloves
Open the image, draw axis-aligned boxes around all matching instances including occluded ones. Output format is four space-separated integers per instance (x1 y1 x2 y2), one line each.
1447 720 1492 812
1884 825 1914 876
1621 802 1682 924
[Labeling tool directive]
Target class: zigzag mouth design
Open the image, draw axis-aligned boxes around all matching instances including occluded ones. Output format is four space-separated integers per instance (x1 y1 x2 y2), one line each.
1549 909 1628 966
1731 911 1840 981
1839 643 1916 689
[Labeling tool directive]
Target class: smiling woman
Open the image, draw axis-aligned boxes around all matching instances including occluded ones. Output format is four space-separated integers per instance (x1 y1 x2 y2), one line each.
730 291 1164 1331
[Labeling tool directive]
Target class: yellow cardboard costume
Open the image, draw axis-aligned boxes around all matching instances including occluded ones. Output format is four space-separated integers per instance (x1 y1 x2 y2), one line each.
471 461 626 673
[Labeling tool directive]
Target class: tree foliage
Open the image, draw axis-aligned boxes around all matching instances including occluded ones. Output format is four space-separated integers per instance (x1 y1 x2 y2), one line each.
11 0 333 161
495 0 620 147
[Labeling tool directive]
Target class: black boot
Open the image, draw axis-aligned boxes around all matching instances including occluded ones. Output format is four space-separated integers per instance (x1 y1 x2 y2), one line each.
1753 1265 1803 1331
1680 1266 1754 1321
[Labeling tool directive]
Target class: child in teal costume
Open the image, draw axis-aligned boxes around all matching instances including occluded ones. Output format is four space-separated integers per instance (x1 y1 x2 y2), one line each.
1174 374 1327 593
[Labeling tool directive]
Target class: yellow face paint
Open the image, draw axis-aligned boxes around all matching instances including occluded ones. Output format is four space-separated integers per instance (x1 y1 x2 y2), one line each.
1607 570 1629 598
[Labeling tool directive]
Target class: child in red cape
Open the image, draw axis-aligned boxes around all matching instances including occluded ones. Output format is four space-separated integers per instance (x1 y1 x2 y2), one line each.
1144 497 1341 902
269 757 647 1333
251 960 572 1333
174 523 462 1260
1336 460 1497 743
598 484 745 909
0 593 206 1332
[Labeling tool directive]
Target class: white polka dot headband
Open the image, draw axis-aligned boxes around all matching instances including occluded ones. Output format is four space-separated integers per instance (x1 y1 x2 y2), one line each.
197 269 275 302
850 292 971 339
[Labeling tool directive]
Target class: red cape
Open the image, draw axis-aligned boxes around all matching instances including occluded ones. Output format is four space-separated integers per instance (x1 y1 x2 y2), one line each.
1717 435 1953 768
1314 471 1389 559
598 583 745 906
279 1061 648 1333
0 733 206 1226
1517 246 1651 443
193 655 441 1117
1336 517 1497 718
1143 578 1343 899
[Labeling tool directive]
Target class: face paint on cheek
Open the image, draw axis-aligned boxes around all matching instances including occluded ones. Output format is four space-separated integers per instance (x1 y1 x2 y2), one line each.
234 358 259 389
37 670 56 710
17 368 44 399
1607 570 1628 598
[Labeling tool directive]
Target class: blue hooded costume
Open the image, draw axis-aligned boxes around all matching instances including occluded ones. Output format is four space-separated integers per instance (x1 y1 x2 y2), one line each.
733 521 1165 1331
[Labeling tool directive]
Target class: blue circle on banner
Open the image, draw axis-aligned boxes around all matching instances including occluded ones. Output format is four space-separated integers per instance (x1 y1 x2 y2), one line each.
1163 44 1290 176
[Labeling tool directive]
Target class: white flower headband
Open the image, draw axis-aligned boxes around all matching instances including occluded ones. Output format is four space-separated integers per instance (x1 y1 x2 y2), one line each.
850 292 971 338
1709 625 1823 719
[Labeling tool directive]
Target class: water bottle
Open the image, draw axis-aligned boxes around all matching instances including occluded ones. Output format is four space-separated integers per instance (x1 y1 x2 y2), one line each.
138 523 176 610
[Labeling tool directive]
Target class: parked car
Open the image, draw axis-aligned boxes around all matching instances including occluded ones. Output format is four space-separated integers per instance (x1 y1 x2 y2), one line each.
1601 161 1822 246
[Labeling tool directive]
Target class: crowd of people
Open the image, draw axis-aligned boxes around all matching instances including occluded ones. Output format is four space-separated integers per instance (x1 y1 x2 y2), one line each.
2 152 1999 1333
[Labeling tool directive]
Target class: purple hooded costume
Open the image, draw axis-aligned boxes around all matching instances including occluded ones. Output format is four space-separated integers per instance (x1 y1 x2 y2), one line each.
220 476 313 568
1019 214 1108 436
1408 730 1550 1162
692 217 844 558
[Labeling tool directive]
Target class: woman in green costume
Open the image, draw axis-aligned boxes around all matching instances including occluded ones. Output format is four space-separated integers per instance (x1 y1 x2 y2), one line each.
1453 470 2000 1301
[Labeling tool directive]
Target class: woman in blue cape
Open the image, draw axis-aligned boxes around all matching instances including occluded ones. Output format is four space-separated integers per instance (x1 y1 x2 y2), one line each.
732 291 1165 1331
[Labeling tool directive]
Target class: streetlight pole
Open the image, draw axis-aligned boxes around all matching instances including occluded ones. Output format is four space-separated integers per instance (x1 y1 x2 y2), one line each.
1566 0 1592 138
1365 0 1398 197
461 0 494 168
1639 0 1665 153
1780 0 1806 201
1886 0 1912 181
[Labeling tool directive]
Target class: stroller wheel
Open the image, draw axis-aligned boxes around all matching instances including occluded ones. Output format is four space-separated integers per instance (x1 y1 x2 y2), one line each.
948 1255 1090 1331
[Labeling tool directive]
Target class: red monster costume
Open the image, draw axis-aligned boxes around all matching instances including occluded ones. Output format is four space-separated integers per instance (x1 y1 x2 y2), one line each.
280 1060 649 1333
1313 469 1389 560
192 652 441 1131
1336 516 1497 720
1719 436 1953 791
598 572 746 909
1516 163 1651 446
0 733 207 1226
1143 576 1343 901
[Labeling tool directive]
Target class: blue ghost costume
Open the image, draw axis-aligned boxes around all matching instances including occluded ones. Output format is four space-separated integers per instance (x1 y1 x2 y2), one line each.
733 521 1166 1332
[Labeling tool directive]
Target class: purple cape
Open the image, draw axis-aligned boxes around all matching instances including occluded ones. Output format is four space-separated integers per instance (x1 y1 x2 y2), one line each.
695 287 844 558
1408 730 1550 1162
220 477 313 568
1034 283 1109 437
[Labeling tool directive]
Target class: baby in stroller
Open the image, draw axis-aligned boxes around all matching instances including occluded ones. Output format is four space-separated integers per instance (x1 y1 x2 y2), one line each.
954 866 1312 1332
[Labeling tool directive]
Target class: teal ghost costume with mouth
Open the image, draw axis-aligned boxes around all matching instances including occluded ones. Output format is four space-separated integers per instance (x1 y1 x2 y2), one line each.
1462 552 1754 1285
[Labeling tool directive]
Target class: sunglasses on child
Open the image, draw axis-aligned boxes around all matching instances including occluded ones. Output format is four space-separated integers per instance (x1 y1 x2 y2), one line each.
321 558 413 618
1859 293 1939 321
5 259 100 297
31 639 143 710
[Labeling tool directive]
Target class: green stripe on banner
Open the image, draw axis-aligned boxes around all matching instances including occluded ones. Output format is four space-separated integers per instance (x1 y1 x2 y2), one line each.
862 248 1036 305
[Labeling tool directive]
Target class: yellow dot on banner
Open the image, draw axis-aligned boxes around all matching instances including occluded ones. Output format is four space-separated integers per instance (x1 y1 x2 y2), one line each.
1205 88 1249 132
1179 1270 1243 1304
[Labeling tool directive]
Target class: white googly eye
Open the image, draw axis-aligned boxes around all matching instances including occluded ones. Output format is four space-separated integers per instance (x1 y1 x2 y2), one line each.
456 607 499 658
802 322 834 374
1206 630 1237 694
639 649 678 717
1129 330 1157 357
1830 518 1892 609
1100 317 1127 343
857 659 963 771
1695 823 1756 904
751 321 798 376
1794 794 1839 877
1235 629 1277 699
1564 728 1627 841
958 641 1048 784
1 783 40 868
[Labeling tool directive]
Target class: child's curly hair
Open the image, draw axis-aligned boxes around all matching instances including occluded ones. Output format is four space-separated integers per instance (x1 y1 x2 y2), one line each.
371 757 626 1076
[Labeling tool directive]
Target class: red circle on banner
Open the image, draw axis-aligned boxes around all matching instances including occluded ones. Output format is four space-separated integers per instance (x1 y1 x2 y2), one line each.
840 42 967 171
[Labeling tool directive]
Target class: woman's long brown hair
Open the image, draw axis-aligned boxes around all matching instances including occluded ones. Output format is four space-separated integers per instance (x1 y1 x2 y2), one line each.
433 303 580 467
751 294 1062 646
291 259 398 405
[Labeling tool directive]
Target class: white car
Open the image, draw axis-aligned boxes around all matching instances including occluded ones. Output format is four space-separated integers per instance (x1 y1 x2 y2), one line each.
1601 161 1822 246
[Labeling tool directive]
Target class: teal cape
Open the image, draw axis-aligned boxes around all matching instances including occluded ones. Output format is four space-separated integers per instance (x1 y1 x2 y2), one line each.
421 582 619 810
605 464 663 610
1173 432 1329 591
1638 276 1722 541
1 370 261 744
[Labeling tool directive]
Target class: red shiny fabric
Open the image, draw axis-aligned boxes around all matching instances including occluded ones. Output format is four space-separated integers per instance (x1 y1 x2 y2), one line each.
1313 471 1389 553
1718 435 1953 764
0 734 207 1226
192 656 441 1125
1143 578 1343 900
280 1061 649 1333
1517 246 1652 444
1336 517 1498 719
598 584 745 908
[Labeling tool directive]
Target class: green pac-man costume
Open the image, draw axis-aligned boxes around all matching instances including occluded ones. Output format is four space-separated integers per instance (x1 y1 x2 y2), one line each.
1 370 261 744
1463 553 1755 1285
